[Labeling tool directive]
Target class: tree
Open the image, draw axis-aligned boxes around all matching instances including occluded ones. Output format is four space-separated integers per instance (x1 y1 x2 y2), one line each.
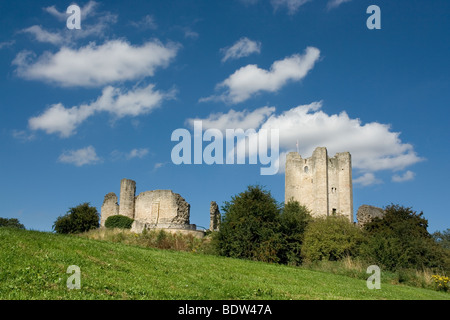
214 185 283 263
0 217 25 229
301 215 364 262
360 204 447 271
278 200 312 265
53 203 99 234
432 229 450 250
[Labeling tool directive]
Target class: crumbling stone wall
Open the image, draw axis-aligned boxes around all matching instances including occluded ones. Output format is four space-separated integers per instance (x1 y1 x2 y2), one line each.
356 205 385 228
209 201 221 231
134 190 190 226
100 192 119 227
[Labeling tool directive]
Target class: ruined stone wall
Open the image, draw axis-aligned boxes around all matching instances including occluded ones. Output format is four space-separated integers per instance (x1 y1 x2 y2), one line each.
100 179 199 235
209 201 221 231
118 178 136 219
100 192 119 227
285 147 353 222
357 205 384 227
134 190 190 226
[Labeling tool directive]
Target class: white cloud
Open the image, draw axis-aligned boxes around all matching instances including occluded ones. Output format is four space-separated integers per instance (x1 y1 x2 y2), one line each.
353 173 382 187
271 0 311 14
13 40 179 87
327 0 352 10
153 162 168 171
0 40 15 50
392 170 415 183
58 146 101 166
11 129 35 142
202 47 320 104
184 28 199 39
20 25 65 45
25 2 116 46
28 84 172 137
221 37 261 62
28 102 94 138
187 107 275 131
130 15 157 29
189 102 424 178
44 1 99 21
127 148 149 160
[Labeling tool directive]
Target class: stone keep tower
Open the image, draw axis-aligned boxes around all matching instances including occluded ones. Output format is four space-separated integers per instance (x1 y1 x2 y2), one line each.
285 147 353 222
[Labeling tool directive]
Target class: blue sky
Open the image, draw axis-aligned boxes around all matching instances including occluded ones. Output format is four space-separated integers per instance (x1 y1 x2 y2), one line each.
0 0 449 233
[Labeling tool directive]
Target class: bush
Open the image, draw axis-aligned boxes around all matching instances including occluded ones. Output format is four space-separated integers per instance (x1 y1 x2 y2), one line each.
214 185 283 263
105 215 134 229
0 217 25 229
432 229 450 250
301 215 364 262
360 204 448 272
53 203 99 234
278 200 312 265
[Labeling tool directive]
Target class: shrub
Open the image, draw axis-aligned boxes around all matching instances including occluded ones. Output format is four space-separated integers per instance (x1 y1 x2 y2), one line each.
105 215 134 229
431 274 449 292
0 217 25 229
432 229 450 250
53 203 99 234
301 215 364 262
360 204 448 271
214 185 283 263
278 200 312 265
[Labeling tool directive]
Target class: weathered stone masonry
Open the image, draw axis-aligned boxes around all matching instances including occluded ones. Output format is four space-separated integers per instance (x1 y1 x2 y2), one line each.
101 178 219 236
285 147 353 222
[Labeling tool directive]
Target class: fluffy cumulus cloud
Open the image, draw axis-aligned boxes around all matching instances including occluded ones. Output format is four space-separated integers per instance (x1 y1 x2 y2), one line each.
13 40 179 87
58 146 101 166
221 37 261 62
201 47 320 104
392 170 415 183
28 84 173 137
353 173 382 187
188 102 423 184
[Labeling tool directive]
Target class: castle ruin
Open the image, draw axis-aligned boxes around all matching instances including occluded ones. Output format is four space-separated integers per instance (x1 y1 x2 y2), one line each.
285 147 353 222
101 179 211 237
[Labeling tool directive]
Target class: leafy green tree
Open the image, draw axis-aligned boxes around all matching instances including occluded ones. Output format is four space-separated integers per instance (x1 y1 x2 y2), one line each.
214 185 283 263
278 200 312 265
0 217 25 229
53 203 99 234
301 215 364 262
360 204 447 271
432 228 450 250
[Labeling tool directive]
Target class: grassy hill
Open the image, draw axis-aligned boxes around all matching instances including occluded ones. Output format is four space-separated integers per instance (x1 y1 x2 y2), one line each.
0 228 448 300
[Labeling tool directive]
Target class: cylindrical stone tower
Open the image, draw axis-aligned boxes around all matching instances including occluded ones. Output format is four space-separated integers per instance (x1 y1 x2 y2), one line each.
119 178 136 219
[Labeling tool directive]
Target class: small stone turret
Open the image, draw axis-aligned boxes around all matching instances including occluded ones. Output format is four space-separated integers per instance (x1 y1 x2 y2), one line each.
118 178 136 219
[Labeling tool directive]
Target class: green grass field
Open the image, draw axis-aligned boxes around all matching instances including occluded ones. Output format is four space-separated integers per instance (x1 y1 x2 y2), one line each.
0 228 448 300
